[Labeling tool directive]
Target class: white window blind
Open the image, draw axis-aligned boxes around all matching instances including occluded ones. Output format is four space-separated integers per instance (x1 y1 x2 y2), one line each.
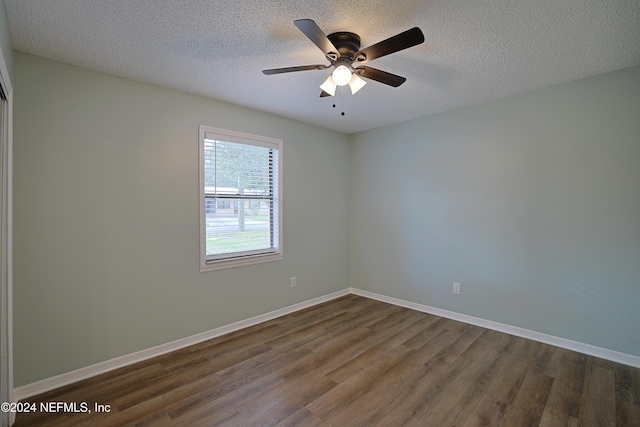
199 126 282 271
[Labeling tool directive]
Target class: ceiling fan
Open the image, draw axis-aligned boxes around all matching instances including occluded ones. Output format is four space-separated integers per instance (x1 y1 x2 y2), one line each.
262 19 425 97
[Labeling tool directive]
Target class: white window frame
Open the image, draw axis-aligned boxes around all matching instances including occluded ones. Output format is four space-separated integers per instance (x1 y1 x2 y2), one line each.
199 125 283 271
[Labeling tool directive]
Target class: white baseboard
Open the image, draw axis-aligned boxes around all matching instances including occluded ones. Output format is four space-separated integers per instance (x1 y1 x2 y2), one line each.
350 288 640 369
13 289 350 401
14 286 640 401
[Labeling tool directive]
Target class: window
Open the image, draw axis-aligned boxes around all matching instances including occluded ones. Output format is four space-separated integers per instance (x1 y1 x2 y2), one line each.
199 125 282 271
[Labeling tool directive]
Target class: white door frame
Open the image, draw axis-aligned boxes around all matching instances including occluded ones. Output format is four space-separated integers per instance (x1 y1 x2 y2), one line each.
0 43 13 427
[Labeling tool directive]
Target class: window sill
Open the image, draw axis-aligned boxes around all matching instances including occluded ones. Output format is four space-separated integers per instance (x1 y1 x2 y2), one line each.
200 252 283 272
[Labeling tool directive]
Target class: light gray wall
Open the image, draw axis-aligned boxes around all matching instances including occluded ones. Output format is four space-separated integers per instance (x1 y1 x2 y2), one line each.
12 52 351 386
350 66 640 357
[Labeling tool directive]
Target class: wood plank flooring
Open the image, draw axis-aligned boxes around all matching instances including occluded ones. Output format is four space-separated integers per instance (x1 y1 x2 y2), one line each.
14 295 640 426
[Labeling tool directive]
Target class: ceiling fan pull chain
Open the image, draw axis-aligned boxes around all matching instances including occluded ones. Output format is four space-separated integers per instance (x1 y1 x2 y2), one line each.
330 87 345 116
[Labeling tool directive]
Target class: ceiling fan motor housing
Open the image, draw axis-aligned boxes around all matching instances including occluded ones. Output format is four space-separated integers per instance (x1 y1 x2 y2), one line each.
327 32 361 60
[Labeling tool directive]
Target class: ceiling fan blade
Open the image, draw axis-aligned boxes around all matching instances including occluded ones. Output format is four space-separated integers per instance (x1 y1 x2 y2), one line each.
294 19 339 60
354 27 424 64
320 90 332 97
262 64 328 75
356 66 407 87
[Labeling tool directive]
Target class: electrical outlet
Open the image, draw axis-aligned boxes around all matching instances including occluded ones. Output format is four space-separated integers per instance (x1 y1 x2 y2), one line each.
453 282 461 295
290 277 297 288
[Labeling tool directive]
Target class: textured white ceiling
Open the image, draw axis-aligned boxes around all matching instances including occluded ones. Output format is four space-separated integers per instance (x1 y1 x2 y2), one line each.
4 0 640 134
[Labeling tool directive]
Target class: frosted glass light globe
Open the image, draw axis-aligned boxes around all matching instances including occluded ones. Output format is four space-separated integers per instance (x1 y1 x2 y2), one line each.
332 65 352 86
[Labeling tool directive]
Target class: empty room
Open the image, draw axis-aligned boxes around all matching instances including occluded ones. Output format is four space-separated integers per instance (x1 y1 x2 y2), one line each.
1 0 639 426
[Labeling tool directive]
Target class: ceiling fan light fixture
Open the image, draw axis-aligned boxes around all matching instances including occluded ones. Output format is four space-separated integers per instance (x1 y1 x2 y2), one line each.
263 20 425 100
348 74 367 94
319 75 337 96
332 65 352 86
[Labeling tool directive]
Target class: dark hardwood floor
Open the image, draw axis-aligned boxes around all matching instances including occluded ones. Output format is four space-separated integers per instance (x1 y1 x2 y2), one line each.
14 295 640 426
